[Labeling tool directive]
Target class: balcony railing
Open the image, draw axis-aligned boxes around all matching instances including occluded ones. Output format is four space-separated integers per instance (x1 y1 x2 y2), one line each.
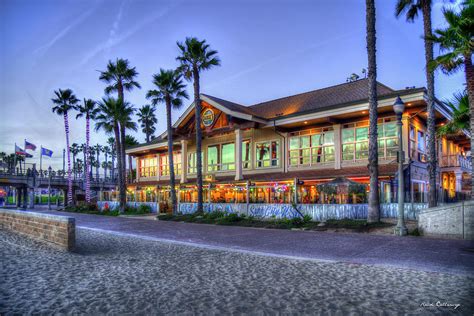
440 154 472 170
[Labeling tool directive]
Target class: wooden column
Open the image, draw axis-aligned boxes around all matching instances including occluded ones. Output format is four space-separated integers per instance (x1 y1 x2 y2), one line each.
333 124 342 169
235 129 243 180
181 140 188 184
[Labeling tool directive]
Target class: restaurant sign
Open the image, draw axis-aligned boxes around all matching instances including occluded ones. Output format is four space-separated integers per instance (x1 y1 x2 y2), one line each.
202 108 215 127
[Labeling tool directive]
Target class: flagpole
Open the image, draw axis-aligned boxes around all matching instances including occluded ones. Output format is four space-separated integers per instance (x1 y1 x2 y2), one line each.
40 146 43 172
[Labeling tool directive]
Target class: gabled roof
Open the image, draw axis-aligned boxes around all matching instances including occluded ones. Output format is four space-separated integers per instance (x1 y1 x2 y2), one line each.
248 79 396 119
201 94 260 117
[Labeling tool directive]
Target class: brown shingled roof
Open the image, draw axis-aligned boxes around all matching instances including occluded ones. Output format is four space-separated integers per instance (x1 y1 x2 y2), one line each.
201 94 262 118
248 79 395 119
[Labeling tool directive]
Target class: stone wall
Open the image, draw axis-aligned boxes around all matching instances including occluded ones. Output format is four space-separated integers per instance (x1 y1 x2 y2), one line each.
0 209 75 250
418 201 474 240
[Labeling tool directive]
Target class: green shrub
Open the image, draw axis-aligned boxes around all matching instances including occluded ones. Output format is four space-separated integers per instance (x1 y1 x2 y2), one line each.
303 214 312 223
205 211 226 220
290 217 304 227
410 228 421 236
136 204 152 214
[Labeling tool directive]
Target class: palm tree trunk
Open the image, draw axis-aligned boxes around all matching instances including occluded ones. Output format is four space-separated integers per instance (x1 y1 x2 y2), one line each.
96 149 99 180
166 96 177 214
193 67 204 214
422 3 437 207
114 123 124 213
64 112 73 206
119 124 127 211
85 117 91 203
366 0 380 222
105 151 108 179
464 54 474 199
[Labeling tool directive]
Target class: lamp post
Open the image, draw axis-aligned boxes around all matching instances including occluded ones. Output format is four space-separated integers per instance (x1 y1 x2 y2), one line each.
393 96 408 236
48 166 52 210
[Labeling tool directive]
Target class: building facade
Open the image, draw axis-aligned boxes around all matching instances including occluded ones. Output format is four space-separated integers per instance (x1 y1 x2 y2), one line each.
125 79 471 214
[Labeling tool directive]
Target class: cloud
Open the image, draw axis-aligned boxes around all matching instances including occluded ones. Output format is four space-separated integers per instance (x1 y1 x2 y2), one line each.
79 3 177 67
33 5 99 58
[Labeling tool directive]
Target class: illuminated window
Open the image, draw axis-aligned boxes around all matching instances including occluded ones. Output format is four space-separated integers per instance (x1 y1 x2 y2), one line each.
242 140 251 169
188 152 197 174
160 153 181 176
288 128 334 166
207 143 235 172
138 157 157 178
256 140 279 168
342 123 368 161
377 118 398 159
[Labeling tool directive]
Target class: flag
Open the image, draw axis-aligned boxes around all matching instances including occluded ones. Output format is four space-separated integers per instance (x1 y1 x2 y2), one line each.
41 147 53 157
15 145 27 155
25 152 33 158
25 140 37 151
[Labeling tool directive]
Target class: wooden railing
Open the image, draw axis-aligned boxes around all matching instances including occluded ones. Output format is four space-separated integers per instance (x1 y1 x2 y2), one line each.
440 154 471 170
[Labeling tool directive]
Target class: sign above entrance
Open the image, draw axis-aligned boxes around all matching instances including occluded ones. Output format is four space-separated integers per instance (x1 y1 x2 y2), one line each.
202 108 215 127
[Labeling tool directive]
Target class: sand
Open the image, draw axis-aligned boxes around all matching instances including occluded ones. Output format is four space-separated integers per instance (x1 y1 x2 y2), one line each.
1 228 473 315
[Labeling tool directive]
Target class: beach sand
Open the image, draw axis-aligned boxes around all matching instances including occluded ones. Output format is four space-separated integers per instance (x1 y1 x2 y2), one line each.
1 228 473 315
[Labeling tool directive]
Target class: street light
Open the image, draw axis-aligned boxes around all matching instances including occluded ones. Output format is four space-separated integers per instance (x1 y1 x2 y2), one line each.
393 96 408 236
48 166 52 210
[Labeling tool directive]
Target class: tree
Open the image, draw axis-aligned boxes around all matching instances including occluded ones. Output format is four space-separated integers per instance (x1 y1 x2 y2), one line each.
123 135 139 183
396 0 437 207
76 99 99 203
70 143 80 180
147 69 189 213
52 88 78 205
428 2 473 198
437 91 469 137
176 37 220 213
95 97 126 212
137 104 157 142
365 0 380 222
94 144 103 180
103 145 111 178
107 137 116 180
99 58 141 211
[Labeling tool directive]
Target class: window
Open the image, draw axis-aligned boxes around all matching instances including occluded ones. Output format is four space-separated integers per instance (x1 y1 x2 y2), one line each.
256 141 279 168
242 140 251 169
342 123 368 161
139 157 157 178
417 130 426 162
160 153 181 176
207 143 235 172
288 128 334 166
188 152 196 174
377 118 398 159
410 124 427 162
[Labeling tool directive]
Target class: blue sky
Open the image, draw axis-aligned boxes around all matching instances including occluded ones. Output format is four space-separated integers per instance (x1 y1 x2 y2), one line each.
0 0 464 169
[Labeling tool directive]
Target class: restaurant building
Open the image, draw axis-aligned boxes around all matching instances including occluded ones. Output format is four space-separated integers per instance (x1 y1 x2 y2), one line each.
125 79 471 216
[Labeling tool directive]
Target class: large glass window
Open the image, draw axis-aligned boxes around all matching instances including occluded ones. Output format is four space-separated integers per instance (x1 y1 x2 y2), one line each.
188 152 196 174
160 153 181 176
342 123 368 161
207 143 236 172
377 118 398 159
256 141 280 168
288 128 334 166
138 157 157 178
410 124 427 162
242 140 251 169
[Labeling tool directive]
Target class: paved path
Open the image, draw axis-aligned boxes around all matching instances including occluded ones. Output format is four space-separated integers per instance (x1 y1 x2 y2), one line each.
22 209 474 275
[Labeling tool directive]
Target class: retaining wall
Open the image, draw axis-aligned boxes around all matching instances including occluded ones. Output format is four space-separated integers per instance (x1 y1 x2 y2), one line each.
0 209 75 250
418 201 474 240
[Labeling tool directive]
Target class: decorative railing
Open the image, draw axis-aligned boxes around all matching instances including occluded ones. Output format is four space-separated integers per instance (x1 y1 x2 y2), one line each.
440 154 472 170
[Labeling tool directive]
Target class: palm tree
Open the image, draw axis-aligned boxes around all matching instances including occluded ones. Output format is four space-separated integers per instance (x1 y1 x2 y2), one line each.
103 145 110 178
437 91 469 137
124 135 139 183
366 0 380 222
107 137 116 180
99 58 141 209
147 69 189 214
176 37 220 213
76 99 99 203
95 97 125 212
428 2 473 198
137 104 157 142
395 0 437 207
52 88 78 205
70 143 80 180
94 144 103 180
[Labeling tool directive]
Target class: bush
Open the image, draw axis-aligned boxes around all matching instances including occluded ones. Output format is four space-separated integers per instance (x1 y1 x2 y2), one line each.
136 204 152 214
204 211 226 220
303 214 313 223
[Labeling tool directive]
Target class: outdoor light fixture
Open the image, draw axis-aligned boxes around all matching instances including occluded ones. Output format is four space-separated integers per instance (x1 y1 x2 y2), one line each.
393 96 408 236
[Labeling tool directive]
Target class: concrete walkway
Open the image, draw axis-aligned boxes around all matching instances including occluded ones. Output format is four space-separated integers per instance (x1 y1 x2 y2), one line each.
17 208 474 275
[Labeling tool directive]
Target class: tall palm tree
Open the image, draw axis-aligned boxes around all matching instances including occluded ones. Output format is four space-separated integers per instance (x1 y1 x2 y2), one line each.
137 104 157 142
147 69 189 214
176 37 220 213
76 99 99 203
107 137 116 180
99 58 141 209
395 0 437 207
70 143 80 180
437 91 469 137
428 2 473 197
103 145 110 178
95 97 126 212
94 144 103 179
52 88 78 205
124 135 139 183
366 0 380 222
